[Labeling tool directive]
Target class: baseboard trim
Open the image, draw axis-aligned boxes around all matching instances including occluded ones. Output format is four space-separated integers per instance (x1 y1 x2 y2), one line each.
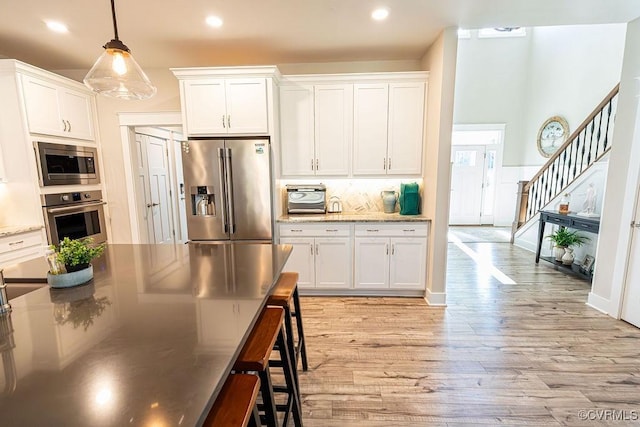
586 292 610 315
425 288 447 306
298 289 425 297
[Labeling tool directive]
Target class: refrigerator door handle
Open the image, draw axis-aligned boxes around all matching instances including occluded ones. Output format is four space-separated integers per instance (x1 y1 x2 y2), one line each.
217 147 228 233
225 147 236 234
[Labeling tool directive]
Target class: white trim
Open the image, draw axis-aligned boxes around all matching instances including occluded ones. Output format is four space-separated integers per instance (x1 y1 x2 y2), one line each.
171 66 282 81
298 289 425 297
280 71 429 84
118 112 182 244
424 288 447 306
587 292 612 315
453 123 506 134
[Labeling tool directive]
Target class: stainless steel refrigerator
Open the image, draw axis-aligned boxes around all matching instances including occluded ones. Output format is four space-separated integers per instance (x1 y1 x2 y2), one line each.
181 138 272 241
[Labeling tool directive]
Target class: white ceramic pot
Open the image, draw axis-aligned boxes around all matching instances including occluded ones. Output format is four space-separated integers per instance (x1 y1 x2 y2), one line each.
47 264 93 288
562 247 575 266
554 246 566 262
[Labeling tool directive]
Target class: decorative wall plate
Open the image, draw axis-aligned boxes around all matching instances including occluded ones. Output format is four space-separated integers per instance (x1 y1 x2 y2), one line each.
537 116 569 157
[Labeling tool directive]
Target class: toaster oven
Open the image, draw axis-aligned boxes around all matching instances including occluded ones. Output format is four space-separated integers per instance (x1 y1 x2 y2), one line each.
286 184 326 213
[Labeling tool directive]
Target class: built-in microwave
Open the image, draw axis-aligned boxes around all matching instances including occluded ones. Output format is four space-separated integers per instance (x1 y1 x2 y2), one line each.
35 141 100 186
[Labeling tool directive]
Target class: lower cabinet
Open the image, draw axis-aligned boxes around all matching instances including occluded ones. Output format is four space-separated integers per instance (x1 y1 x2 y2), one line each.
280 224 352 290
354 224 428 290
0 229 45 268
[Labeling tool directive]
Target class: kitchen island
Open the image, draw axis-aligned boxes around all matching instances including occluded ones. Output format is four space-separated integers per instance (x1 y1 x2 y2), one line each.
0 242 292 426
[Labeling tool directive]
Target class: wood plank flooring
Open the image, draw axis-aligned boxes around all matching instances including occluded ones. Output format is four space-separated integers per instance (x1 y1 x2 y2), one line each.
296 242 640 426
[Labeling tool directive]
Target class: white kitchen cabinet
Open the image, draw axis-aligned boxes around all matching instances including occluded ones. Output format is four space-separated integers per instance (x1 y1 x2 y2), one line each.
314 84 352 175
0 229 45 268
280 86 315 176
280 224 352 289
22 75 95 140
354 224 428 290
181 78 268 136
353 82 425 176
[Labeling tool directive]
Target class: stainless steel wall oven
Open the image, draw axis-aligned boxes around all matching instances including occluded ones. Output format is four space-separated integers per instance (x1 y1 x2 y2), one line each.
42 190 107 246
35 141 100 186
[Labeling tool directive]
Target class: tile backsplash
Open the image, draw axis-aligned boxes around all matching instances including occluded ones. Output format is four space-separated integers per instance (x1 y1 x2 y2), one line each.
282 179 423 213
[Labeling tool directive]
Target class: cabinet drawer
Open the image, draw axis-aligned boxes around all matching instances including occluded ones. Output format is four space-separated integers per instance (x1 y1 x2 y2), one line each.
0 244 43 268
570 219 599 233
543 214 571 227
0 231 43 255
279 224 351 237
355 223 428 237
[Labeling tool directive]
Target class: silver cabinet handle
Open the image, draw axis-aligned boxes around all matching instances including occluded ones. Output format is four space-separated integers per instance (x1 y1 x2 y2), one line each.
315 244 319 255
384 158 386 170
366 229 379 232
290 229 303 233
386 244 388 255
227 115 231 128
315 159 319 170
67 120 71 132
9 240 24 246
310 244 313 255
62 119 67 132
403 229 416 232
311 159 314 171
388 158 391 169
325 229 338 232
392 244 395 255
222 115 226 128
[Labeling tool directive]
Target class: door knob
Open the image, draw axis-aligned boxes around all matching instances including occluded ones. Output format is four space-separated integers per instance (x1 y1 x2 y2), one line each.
147 202 160 208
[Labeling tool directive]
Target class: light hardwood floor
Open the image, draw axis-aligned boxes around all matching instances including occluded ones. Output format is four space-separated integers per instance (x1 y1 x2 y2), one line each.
297 242 640 426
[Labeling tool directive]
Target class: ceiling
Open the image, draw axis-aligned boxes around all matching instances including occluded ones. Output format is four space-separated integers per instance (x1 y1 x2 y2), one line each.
2 0 640 72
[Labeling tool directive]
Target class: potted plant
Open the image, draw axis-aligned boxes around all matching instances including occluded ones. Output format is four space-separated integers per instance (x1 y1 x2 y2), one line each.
47 237 105 288
546 228 589 263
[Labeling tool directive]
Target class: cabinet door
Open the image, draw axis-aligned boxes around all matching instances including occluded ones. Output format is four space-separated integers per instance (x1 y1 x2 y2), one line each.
314 85 352 176
280 237 315 288
315 237 352 289
22 75 64 136
353 84 389 175
280 86 315 176
182 79 227 135
59 88 95 140
354 237 389 289
225 78 268 134
387 82 425 175
389 237 426 289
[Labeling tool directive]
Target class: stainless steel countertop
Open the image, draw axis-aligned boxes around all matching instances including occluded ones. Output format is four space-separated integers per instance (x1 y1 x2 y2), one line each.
0 243 292 426
278 212 430 223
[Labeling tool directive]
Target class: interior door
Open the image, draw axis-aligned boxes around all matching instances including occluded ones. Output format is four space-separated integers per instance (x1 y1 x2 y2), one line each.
449 145 486 225
145 135 175 244
173 139 188 242
621 199 640 327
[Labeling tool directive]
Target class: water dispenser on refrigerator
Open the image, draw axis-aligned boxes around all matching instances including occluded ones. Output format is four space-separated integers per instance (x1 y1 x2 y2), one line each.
191 186 216 216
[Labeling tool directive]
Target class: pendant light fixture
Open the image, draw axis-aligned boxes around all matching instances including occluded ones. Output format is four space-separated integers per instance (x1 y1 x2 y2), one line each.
83 0 156 100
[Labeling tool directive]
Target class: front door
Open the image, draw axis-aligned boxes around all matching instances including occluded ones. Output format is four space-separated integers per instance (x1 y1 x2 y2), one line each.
449 145 486 224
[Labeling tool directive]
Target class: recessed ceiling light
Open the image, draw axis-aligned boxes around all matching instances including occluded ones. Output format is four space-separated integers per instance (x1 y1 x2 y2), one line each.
371 8 389 21
45 21 69 33
206 16 223 28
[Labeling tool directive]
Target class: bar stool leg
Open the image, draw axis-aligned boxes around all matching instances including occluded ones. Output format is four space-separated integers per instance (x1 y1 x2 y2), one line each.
258 369 278 427
249 405 261 427
292 286 308 371
276 327 303 427
283 304 299 390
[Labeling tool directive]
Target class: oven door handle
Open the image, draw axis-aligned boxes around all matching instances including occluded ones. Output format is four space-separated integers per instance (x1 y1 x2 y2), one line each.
45 201 106 214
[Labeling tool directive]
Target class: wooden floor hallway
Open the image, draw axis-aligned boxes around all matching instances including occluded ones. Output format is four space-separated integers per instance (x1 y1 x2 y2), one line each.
297 242 640 426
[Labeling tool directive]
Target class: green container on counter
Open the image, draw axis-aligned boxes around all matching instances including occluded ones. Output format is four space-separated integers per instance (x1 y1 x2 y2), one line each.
399 182 420 215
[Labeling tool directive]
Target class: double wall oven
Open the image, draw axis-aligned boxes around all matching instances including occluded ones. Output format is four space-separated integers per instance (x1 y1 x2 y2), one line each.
34 141 107 246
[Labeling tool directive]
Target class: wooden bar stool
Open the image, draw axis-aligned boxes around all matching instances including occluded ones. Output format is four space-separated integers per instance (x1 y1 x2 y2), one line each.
234 307 303 427
268 272 309 374
203 374 261 427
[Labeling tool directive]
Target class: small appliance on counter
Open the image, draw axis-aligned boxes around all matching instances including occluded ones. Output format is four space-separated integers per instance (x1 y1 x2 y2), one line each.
286 184 326 213
327 196 343 213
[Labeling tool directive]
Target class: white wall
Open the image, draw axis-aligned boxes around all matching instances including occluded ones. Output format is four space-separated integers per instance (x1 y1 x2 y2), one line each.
590 17 640 317
454 24 626 167
420 28 458 305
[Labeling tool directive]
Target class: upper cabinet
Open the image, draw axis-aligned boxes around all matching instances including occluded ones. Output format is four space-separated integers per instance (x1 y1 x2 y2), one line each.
353 82 425 176
279 72 427 178
173 67 277 137
22 75 95 141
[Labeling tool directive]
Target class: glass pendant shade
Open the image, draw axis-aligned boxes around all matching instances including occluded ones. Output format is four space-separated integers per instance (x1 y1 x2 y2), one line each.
83 0 156 100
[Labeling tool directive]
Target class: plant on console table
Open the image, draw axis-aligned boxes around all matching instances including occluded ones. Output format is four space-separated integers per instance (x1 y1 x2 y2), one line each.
546 228 589 265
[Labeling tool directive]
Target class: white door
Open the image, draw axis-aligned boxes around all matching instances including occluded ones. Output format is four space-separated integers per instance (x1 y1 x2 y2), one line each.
387 82 425 175
389 237 427 289
314 85 352 176
173 139 189 243
621 203 640 327
279 86 315 176
315 237 352 288
182 79 226 135
146 135 175 244
354 237 389 289
59 88 94 140
353 84 389 175
280 238 315 289
449 145 486 225
225 78 268 134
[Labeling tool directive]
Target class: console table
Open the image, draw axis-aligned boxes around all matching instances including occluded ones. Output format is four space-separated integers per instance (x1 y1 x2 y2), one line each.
536 210 600 281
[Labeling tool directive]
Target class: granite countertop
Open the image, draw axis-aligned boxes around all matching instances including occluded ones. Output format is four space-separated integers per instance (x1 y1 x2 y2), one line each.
278 212 430 223
0 225 43 237
0 242 292 426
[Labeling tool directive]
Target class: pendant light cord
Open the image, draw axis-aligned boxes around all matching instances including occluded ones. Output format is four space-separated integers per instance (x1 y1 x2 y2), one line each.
111 0 119 41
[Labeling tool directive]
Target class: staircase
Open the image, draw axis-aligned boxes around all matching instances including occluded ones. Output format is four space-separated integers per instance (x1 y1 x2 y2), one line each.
512 84 619 238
